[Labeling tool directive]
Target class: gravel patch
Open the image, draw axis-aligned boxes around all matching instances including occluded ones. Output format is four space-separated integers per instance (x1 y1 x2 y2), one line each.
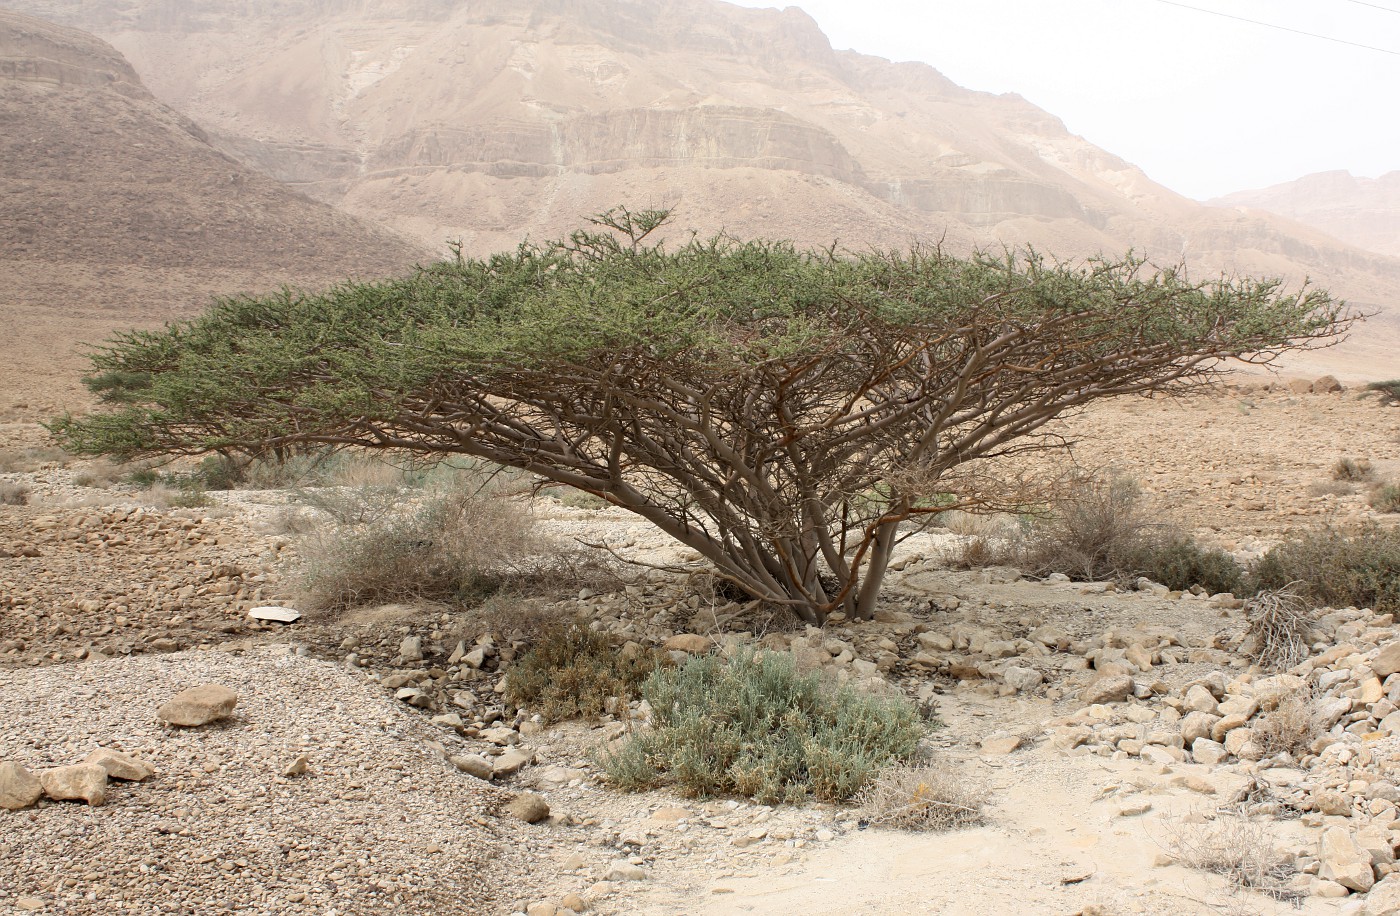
0 647 525 914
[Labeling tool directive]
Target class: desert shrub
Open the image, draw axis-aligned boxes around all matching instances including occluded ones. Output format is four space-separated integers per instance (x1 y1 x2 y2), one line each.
0 446 67 473
1307 480 1355 498
1018 473 1154 582
599 649 924 804
503 618 666 723
1332 457 1374 482
1242 585 1315 670
859 761 986 831
1251 524 1400 612
1128 536 1246 595
1252 688 1322 758
1371 483 1400 513
1163 805 1298 900
295 474 540 612
1366 379 1400 405
0 481 30 505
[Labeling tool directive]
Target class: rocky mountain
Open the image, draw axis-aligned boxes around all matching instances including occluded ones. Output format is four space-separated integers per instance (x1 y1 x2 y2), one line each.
1212 171 1400 262
4 0 1397 380
0 9 427 408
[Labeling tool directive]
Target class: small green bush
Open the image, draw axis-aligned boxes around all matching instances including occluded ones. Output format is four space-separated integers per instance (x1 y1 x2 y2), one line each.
504 619 666 723
1365 379 1400 405
1129 537 1246 595
1252 524 1400 612
600 649 924 804
1371 484 1400 513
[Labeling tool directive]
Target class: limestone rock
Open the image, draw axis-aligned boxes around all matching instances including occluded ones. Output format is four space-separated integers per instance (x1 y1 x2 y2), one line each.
83 748 154 781
1080 674 1133 705
1314 790 1354 817
604 861 648 881
1191 738 1229 765
663 634 712 654
1183 684 1220 715
1179 711 1220 745
0 760 43 810
39 763 107 806
979 735 1021 755
1320 826 1375 892
1363 873 1400 915
492 747 534 778
157 684 238 726
450 754 494 780
1002 666 1043 693
1374 642 1400 679
506 791 550 824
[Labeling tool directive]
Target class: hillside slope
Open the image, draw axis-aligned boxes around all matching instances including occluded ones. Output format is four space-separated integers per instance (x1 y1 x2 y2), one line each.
0 9 428 409
1212 171 1400 262
5 0 1398 380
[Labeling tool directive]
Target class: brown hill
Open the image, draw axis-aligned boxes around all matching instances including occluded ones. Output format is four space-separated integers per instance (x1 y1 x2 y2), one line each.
1212 170 1400 262
5 0 1399 381
0 9 428 410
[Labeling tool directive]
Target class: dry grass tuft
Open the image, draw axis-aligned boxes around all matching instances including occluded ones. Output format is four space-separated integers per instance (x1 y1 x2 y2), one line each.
1242 585 1315 671
1332 457 1375 482
1371 482 1400 513
1161 805 1299 901
858 761 987 831
1252 688 1323 758
0 481 30 505
1306 480 1355 498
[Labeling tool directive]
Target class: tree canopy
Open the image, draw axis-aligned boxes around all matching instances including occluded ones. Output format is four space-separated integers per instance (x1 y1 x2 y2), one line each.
54 209 1353 623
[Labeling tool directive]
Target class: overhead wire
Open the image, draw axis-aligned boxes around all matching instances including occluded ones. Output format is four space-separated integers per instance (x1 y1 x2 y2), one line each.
1338 0 1400 15
1144 0 1400 56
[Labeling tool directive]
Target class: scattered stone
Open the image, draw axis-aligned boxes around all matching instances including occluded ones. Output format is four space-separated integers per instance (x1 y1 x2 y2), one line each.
1080 674 1133 705
1117 802 1152 817
979 735 1022 755
1314 790 1354 817
492 748 533 778
1191 738 1229 765
1002 666 1043 693
506 791 551 824
399 635 424 661
248 606 301 623
1373 642 1400 680
663 634 712 654
450 754 495 781
282 754 310 778
604 861 648 882
83 748 155 781
0 760 43 810
39 763 107 806
157 684 238 726
1320 826 1375 893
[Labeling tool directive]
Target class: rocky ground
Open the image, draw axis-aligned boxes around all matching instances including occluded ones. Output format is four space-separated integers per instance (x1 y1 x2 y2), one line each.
3 378 1400 915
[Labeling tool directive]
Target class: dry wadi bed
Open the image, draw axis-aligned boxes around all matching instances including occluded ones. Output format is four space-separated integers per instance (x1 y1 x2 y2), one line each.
2 378 1400 916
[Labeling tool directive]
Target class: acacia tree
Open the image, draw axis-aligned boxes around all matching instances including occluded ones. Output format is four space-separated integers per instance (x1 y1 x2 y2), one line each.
54 209 1351 624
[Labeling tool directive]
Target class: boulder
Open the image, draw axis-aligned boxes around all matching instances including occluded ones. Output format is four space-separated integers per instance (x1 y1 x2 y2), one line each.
663 634 712 654
39 763 107 806
1002 666 1043 693
83 749 154 781
157 684 238 726
1179 711 1220 745
0 761 43 810
1080 674 1134 705
1320 826 1375 892
1374 642 1400 680
506 791 550 824
1191 738 1229 765
450 754 494 780
1364 873 1400 915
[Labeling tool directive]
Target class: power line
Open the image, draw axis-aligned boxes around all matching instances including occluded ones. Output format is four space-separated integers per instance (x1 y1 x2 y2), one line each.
1145 0 1400 56
1339 0 1400 15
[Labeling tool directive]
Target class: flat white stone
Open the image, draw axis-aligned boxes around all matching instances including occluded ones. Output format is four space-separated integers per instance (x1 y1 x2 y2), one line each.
248 606 301 623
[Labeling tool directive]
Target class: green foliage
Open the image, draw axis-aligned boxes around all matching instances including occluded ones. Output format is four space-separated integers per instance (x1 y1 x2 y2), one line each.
1130 537 1246 595
51 209 1352 624
1365 380 1400 405
599 649 924 804
503 619 667 723
1252 524 1400 612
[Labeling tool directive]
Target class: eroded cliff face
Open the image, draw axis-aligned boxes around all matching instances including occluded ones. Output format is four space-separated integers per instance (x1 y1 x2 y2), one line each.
6 0 1399 376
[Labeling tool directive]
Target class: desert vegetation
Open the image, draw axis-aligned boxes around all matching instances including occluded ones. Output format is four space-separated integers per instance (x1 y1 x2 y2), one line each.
53 209 1351 625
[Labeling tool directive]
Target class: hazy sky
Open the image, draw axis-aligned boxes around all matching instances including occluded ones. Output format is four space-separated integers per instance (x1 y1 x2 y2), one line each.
727 0 1400 201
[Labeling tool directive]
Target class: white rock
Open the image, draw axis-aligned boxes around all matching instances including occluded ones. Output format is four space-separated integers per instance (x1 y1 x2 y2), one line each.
248 606 301 623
